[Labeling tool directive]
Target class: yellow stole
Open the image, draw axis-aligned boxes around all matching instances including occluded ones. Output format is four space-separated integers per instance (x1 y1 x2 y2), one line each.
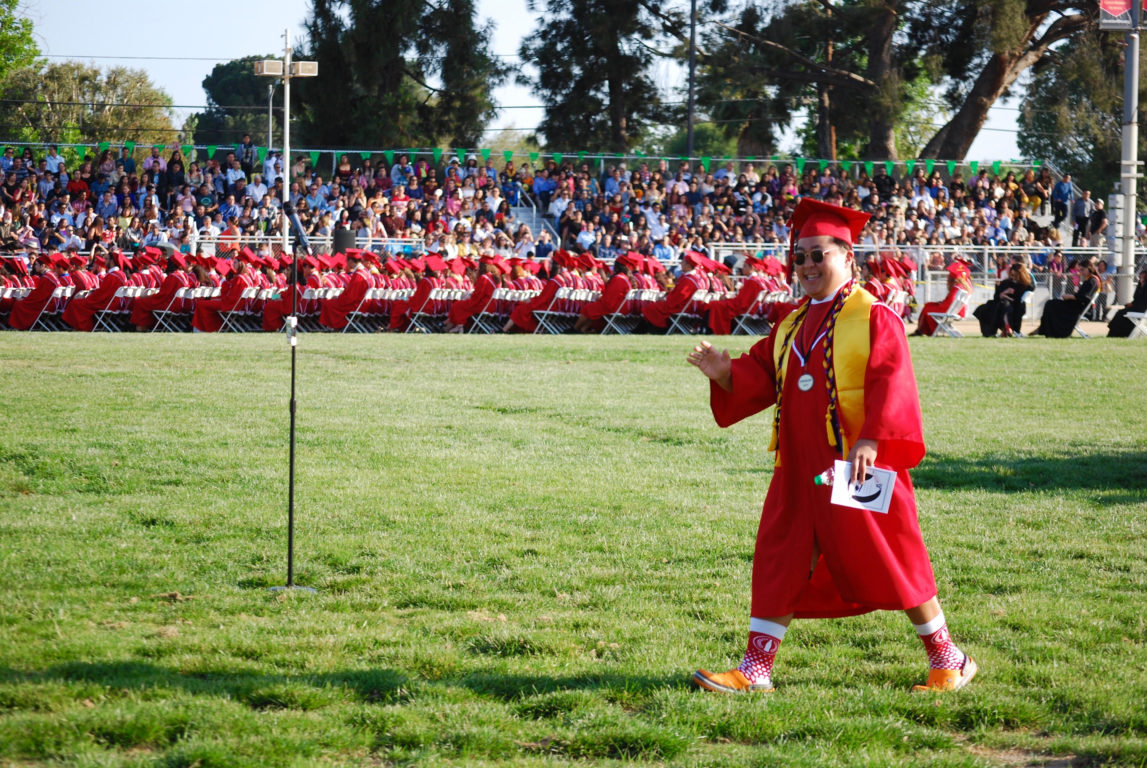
769 287 874 462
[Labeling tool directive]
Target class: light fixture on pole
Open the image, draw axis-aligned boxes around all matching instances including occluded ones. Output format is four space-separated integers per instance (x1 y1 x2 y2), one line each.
255 32 318 593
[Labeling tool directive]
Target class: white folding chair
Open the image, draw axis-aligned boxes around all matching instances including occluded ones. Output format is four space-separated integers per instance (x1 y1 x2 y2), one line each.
1073 291 1099 339
219 286 260 333
601 289 645 334
467 287 509 334
152 287 195 332
731 291 773 336
928 288 970 338
343 288 381 333
533 286 576 334
666 290 713 335
30 286 69 331
1125 311 1147 339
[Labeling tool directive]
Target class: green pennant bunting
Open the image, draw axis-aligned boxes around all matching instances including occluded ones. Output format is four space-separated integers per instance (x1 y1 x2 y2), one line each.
969 160 979 175
503 150 514 163
770 155 779 161
818 159 829 172
254 147 265 165
528 151 539 165
359 152 370 163
577 151 586 163
701 156 711 173
153 144 165 153
745 156 756 162
480 148 490 163
992 160 1002 175
77 145 86 161
925 159 935 175
123 141 135 154
456 148 466 163
98 141 109 154
864 161 874 176
308 151 319 167
384 150 395 167
884 161 894 176
635 151 645 159
206 145 217 161
677 156 687 164
182 145 193 160
432 147 443 164
1032 160 1042 168
841 160 853 174
905 159 916 175
795 157 806 174
946 160 956 176
552 153 563 165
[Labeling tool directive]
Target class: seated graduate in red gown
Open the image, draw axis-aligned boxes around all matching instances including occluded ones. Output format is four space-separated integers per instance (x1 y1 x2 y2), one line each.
707 256 771 335
862 257 890 301
318 249 375 331
8 252 68 330
444 255 505 332
388 253 447 331
638 250 709 332
912 260 972 336
130 252 195 330
0 256 35 317
503 251 574 333
263 255 316 332
574 252 637 333
61 251 134 332
192 249 258 332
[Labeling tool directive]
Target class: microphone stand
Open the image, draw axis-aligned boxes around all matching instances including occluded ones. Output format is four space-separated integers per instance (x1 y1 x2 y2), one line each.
270 203 316 594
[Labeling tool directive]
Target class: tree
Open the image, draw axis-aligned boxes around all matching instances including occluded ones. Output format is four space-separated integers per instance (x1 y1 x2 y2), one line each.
0 61 174 147
191 56 280 148
295 0 507 149
0 0 36 76
518 0 679 153
1016 27 1140 202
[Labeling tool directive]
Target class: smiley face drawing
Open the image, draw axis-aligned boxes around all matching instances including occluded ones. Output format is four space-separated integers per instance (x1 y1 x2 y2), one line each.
849 471 884 504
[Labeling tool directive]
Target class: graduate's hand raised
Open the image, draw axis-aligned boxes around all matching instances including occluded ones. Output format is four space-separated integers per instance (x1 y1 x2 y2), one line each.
687 340 733 391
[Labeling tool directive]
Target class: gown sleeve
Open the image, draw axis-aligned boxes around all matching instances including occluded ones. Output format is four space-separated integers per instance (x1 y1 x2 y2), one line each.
709 332 779 428
859 303 926 468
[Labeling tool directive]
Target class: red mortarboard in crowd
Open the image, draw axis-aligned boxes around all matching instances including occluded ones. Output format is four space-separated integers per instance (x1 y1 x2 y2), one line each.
408 256 426 273
316 254 332 270
302 255 320 270
683 251 707 270
144 245 164 259
332 252 347 270
424 254 447 272
35 252 53 266
116 252 133 271
68 253 87 268
785 198 871 279
50 253 69 269
448 258 466 276
279 253 293 266
383 258 401 275
214 256 232 277
866 258 885 278
7 256 29 275
170 253 189 270
946 260 970 279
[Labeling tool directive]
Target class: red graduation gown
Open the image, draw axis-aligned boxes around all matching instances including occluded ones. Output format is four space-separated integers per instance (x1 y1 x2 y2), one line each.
579 273 632 326
709 298 936 619
193 272 255 333
262 284 304 332
8 272 62 330
707 275 768 335
131 270 193 329
448 272 498 327
389 275 443 330
319 267 371 330
641 270 705 328
917 286 964 336
508 276 564 333
62 269 130 332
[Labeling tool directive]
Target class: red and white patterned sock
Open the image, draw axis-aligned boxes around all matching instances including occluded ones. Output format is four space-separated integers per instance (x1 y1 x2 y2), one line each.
914 612 966 671
738 618 787 684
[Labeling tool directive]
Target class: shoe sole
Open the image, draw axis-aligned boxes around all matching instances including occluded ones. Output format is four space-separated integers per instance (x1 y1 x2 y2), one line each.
912 656 978 692
692 670 774 694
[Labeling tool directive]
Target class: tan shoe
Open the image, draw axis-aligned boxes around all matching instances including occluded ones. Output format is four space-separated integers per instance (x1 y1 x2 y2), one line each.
692 668 774 693
912 657 978 692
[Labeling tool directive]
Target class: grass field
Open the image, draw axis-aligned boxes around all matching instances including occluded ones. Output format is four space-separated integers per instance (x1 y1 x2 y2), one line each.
0 334 1145 768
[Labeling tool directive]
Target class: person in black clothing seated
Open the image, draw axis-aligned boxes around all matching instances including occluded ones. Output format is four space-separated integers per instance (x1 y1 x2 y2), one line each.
1107 265 1147 337
1031 257 1101 337
974 262 1034 337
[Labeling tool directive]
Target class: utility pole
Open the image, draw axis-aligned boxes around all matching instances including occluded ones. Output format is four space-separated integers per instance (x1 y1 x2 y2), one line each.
686 0 697 158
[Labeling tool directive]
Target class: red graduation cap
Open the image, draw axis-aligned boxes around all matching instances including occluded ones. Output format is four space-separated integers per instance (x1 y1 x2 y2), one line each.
424 254 447 272
786 198 871 278
170 252 189 270
331 252 347 270
383 258 402 275
683 250 707 270
144 245 164 259
408 256 427 272
316 254 332 270
7 256 29 276
448 258 466 276
302 255 320 270
214 256 232 277
522 258 541 275
67 253 87 268
35 252 53 266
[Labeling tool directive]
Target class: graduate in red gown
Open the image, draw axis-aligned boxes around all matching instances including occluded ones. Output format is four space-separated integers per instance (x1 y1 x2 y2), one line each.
8 253 67 330
60 252 133 332
688 198 976 695
192 250 257 332
319 249 374 331
503 252 573 333
445 255 504 332
706 257 770 335
913 261 972 336
131 253 195 330
388 253 447 331
574 252 636 333
263 255 313 333
640 251 709 331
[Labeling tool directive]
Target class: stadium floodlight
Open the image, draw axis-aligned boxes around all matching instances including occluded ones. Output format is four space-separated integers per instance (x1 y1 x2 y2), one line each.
255 32 318 595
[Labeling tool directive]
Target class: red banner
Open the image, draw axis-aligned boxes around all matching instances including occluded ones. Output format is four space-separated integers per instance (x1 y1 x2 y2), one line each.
1100 0 1134 30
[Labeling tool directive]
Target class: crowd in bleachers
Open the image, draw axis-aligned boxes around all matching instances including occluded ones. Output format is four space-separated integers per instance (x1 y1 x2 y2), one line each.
3 139 1146 337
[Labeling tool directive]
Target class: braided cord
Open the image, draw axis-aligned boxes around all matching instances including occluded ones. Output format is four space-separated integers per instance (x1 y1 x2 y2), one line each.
771 301 811 448
821 280 857 453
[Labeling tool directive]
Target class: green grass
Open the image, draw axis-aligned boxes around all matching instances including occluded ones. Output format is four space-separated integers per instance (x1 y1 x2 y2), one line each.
0 334 1145 767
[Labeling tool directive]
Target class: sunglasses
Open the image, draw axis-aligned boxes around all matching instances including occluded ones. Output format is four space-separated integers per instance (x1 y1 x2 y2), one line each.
792 247 838 266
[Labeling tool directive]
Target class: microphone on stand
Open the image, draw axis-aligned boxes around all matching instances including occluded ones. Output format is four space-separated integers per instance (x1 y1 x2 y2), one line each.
282 201 313 257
